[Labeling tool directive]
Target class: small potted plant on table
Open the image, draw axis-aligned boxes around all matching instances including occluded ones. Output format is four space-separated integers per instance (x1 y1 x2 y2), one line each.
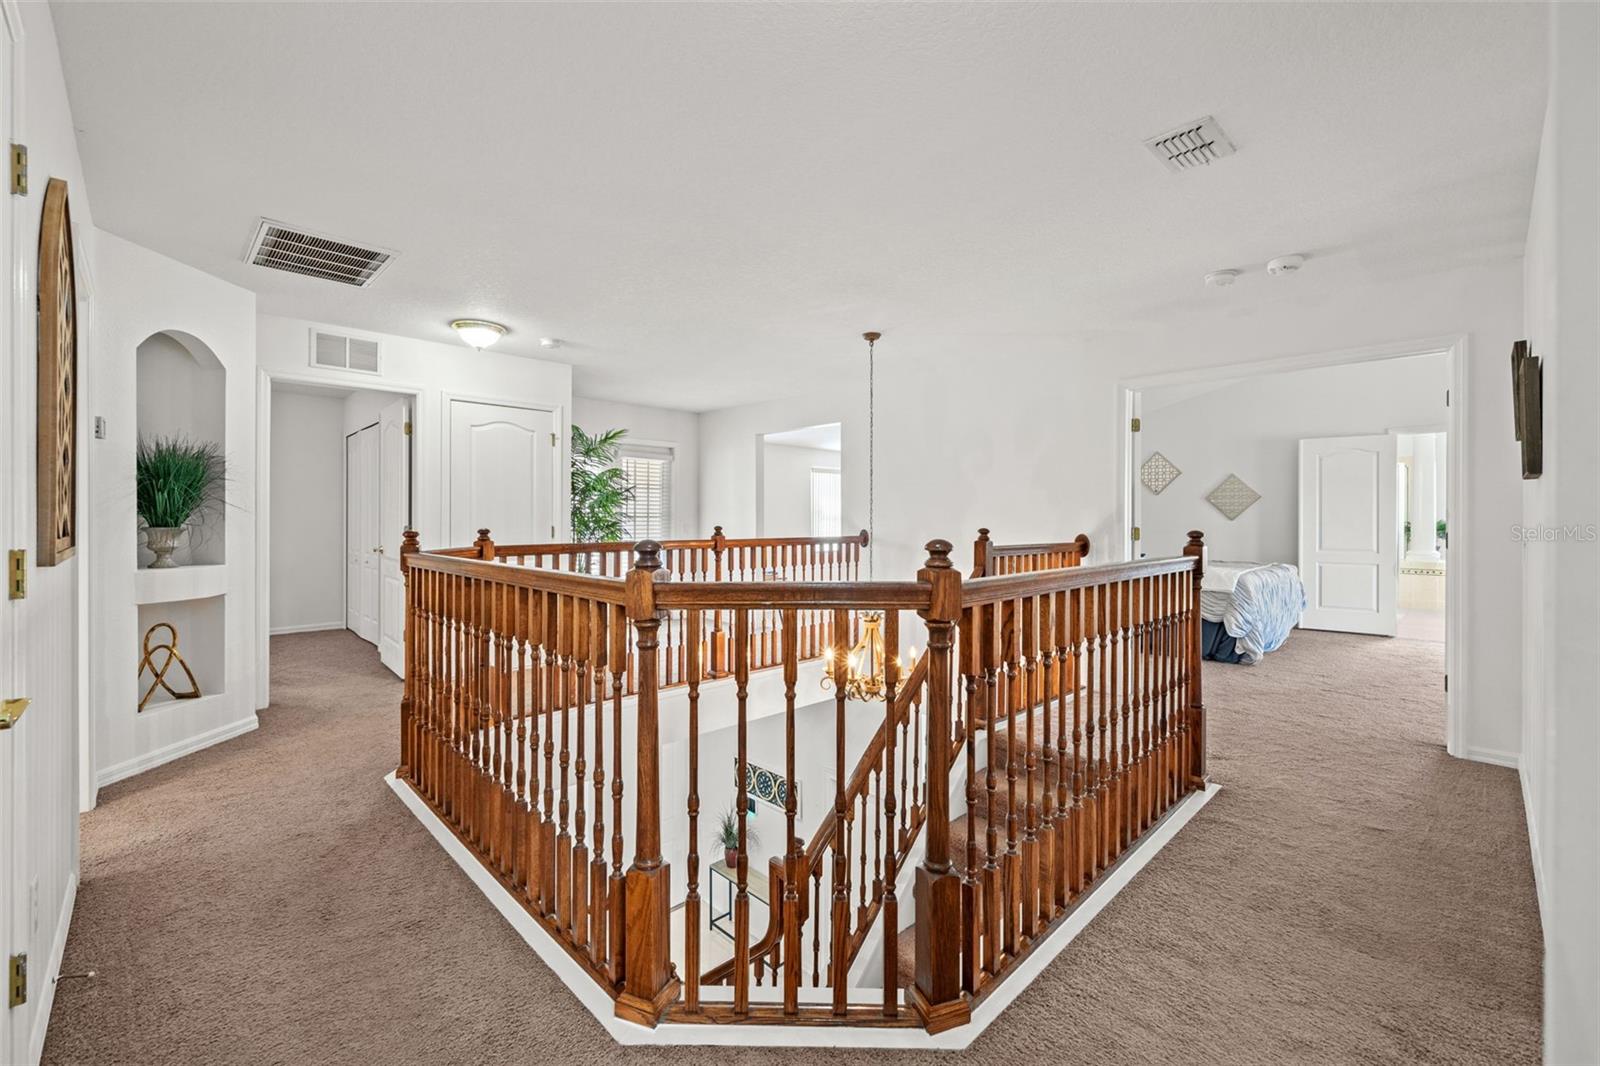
136 435 224 568
718 805 757 869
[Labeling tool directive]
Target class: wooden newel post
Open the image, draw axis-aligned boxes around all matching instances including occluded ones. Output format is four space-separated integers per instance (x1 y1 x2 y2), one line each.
1182 530 1208 786
617 540 679 1026
972 528 991 578
910 539 971 1034
474 528 495 560
398 530 420 779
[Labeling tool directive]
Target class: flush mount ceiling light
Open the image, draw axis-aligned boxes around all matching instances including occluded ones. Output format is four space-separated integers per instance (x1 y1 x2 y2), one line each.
1205 269 1240 288
539 337 562 350
1266 254 1306 276
451 319 506 349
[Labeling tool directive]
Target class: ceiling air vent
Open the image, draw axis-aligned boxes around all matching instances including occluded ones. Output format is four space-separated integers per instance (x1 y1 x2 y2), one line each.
310 329 381 374
1144 115 1236 172
245 219 396 287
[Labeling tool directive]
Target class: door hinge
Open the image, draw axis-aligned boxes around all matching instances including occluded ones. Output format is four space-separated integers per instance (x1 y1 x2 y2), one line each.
1130 417 1141 432
1444 674 1448 692
550 432 557 447
8 549 25 599
1131 526 1141 542
1445 388 1450 407
8 954 25 1008
550 525 556 538
403 420 412 436
9 144 26 196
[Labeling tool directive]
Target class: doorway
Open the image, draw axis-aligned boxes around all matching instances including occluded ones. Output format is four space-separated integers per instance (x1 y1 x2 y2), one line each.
266 381 412 678
1118 338 1466 756
756 422 842 537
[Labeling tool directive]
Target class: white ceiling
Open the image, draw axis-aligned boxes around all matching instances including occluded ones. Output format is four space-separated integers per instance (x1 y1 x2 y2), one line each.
764 422 843 453
52 2 1546 411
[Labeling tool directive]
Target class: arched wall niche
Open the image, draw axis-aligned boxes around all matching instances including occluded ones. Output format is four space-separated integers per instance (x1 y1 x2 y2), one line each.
135 328 227 566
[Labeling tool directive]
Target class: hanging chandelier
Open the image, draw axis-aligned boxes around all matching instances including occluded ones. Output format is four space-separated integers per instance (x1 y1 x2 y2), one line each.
822 331 891 702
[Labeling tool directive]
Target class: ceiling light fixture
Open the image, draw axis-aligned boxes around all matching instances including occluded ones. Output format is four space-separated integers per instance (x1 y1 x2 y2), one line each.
451 319 507 349
1205 269 1240 288
539 337 562 350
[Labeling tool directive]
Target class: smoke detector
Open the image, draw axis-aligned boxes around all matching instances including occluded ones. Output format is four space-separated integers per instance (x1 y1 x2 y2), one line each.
1266 254 1306 276
1205 269 1240 288
1144 116 1236 172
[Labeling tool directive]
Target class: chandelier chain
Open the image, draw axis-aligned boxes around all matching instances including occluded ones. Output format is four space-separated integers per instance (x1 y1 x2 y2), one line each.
868 334 875 582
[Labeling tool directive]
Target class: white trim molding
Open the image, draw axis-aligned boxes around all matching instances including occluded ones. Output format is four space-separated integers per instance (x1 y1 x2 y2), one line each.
95 713 259 789
387 770 1217 1049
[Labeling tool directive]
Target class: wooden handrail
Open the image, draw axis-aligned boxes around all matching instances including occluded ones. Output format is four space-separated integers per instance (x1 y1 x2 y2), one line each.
972 528 1091 578
962 554 1195 604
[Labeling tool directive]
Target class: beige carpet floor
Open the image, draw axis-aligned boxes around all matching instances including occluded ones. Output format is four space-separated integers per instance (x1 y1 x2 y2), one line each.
44 629 1540 1065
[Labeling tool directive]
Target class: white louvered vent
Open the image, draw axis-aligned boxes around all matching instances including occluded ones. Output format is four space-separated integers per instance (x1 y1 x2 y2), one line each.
309 329 382 374
245 219 397 287
1144 116 1236 172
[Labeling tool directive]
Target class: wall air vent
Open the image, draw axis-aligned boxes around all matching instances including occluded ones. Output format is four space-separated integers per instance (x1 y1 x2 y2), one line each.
245 219 396 287
1144 115 1236 172
309 329 381 374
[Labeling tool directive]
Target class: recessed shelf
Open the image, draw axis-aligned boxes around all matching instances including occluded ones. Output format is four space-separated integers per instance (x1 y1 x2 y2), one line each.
134 564 228 605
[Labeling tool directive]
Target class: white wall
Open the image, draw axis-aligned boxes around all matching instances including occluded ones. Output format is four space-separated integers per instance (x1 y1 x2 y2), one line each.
761 442 839 537
1520 5 1599 1063
573 396 701 539
268 390 344 633
3 6 97 1061
90 232 259 790
256 314 573 705
135 332 227 566
702 259 1524 762
1139 354 1449 563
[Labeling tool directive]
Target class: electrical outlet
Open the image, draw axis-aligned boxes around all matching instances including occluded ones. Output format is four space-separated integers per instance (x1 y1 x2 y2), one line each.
93 416 106 440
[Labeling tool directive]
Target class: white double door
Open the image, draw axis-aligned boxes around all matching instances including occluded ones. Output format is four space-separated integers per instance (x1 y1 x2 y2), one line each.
1299 433 1398 636
346 398 410 676
447 399 557 546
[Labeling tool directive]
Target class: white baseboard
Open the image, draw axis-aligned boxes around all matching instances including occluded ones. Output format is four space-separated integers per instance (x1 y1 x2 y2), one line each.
1461 745 1519 769
269 622 346 636
96 713 260 789
27 871 78 1066
388 771 1217 1049
1518 756 1547 922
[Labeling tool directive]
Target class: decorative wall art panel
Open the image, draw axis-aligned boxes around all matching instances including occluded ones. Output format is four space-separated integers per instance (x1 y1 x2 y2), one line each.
1141 452 1182 494
738 758 797 813
37 178 77 565
1206 474 1261 521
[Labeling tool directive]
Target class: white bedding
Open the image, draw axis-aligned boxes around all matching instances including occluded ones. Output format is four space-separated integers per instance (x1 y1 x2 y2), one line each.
1200 560 1306 663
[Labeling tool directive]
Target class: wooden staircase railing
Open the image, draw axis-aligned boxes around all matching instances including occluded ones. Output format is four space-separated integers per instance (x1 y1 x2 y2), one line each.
395 526 1209 1036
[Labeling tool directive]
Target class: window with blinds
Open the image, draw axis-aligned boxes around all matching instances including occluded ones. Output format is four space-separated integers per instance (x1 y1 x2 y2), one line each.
620 445 674 540
810 468 842 537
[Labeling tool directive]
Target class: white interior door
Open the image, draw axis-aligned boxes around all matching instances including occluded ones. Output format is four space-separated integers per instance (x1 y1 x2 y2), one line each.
1299 433 1398 635
346 425 380 645
448 399 555 546
377 399 411 676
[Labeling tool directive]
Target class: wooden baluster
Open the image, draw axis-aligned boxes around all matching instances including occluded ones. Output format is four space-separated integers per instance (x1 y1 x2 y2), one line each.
733 609 752 1016
1037 592 1057 926
959 606 981 996
683 608 703 1011
608 601 628 986
881 609 901 1016
556 594 574 933
1184 532 1207 791
590 599 609 967
475 576 491 849
1142 576 1155 831
829 606 850 1015
618 542 677 1026
1021 595 1040 940
910 540 967 1033
812 870 822 986
572 599 591 949
527 589 546 910
1120 578 1134 856
540 591 559 915
781 607 802 1015
982 601 1001 976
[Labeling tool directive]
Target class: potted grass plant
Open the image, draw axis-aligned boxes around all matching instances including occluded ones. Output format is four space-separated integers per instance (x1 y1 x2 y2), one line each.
136 435 224 568
718 804 757 869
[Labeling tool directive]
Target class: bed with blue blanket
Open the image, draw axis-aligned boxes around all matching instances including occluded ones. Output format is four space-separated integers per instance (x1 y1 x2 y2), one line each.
1200 561 1306 664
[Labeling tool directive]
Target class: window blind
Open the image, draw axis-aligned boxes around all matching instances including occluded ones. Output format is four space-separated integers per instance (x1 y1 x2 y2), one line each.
620 444 674 540
810 468 842 538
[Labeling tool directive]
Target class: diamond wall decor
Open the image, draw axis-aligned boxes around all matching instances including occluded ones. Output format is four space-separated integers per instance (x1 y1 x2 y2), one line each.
1140 452 1182 494
1206 474 1261 520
